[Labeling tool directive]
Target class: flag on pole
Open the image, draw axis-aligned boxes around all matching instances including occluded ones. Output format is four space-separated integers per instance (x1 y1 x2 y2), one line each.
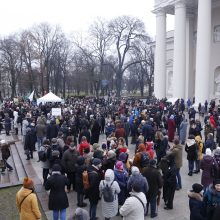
28 90 34 102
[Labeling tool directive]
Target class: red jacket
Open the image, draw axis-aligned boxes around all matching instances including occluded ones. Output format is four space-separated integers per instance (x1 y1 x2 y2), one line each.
79 141 90 156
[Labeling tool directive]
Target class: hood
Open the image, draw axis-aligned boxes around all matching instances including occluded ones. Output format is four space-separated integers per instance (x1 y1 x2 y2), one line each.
105 169 115 182
195 135 202 143
186 139 196 147
187 191 203 201
203 155 213 162
146 142 153 151
131 166 140 176
138 143 146 152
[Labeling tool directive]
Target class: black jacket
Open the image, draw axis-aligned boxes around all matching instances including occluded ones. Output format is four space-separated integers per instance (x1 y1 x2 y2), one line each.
45 173 69 210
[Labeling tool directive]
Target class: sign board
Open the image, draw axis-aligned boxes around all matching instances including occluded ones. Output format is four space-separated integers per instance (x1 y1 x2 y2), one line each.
51 108 62 116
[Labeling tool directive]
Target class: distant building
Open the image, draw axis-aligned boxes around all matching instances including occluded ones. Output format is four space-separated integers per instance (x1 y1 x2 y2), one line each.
153 0 220 104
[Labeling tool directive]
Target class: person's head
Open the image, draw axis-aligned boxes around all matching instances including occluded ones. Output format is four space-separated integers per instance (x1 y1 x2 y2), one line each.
83 147 90 154
173 137 179 145
149 159 157 168
118 152 128 163
118 137 125 145
131 166 140 176
192 183 203 194
107 150 116 159
92 143 100 151
43 139 50 147
69 143 76 151
51 138 57 145
207 133 213 140
132 179 142 193
23 177 34 189
81 136 87 142
205 148 212 156
105 169 115 182
213 179 220 191
92 158 102 169
115 161 124 171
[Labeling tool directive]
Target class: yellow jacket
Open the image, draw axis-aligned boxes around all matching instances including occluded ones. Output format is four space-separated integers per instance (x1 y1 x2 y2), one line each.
195 136 203 161
16 187 41 220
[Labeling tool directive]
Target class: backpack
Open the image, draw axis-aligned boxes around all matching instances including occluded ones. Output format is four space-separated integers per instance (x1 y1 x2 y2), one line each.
102 181 114 202
50 147 60 160
82 170 97 190
140 152 150 168
38 150 47 162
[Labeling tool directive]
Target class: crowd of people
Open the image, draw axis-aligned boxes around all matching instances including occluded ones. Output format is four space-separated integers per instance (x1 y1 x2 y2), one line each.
1 96 220 220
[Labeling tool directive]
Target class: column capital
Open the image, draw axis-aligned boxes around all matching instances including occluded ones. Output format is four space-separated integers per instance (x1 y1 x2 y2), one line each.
175 0 186 8
153 8 166 17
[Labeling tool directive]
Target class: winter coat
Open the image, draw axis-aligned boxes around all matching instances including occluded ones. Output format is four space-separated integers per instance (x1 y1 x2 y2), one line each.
205 139 216 152
142 123 153 141
46 122 59 140
168 118 176 142
90 121 101 145
115 127 126 139
24 129 36 151
154 138 168 162
188 191 206 220
13 111 19 128
195 136 203 160
114 168 129 205
45 172 69 210
185 139 197 161
75 156 87 194
4 116 11 131
1 143 11 160
179 120 188 143
142 166 163 200
99 169 120 218
39 146 50 169
62 148 79 173
204 185 220 220
146 142 155 160
16 187 41 220
127 168 149 194
120 191 147 220
102 157 116 172
22 119 29 136
169 144 183 168
200 155 214 188
87 165 103 203
35 123 46 137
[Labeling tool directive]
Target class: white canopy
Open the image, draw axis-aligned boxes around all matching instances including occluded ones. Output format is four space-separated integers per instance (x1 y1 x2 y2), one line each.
166 97 179 105
37 92 63 105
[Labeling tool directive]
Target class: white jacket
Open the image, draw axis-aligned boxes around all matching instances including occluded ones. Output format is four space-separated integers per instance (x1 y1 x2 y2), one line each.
120 191 147 220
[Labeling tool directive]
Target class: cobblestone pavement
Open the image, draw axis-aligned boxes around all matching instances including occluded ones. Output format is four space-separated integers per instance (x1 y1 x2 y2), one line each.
0 130 201 220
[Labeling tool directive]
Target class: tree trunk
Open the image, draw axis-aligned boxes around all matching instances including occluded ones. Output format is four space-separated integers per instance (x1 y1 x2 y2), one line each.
116 72 122 97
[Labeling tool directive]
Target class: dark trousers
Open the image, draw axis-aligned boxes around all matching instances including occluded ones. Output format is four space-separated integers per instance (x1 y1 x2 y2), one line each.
77 192 84 206
2 159 13 171
164 185 176 209
188 160 194 173
66 172 76 190
176 168 182 188
89 202 97 220
43 168 50 185
147 197 157 216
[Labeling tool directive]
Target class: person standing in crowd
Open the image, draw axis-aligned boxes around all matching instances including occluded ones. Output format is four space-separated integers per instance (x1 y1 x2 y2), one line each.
45 164 69 220
87 158 103 220
13 109 19 135
188 183 206 220
47 120 59 141
79 136 90 156
169 138 183 190
0 140 13 173
163 154 177 210
90 120 101 145
120 179 147 220
168 115 176 142
203 179 220 220
62 143 79 192
4 113 11 136
185 135 197 176
24 127 36 160
99 169 120 220
179 118 188 145
22 114 30 143
35 117 46 151
200 148 214 189
142 159 163 218
75 156 87 207
39 139 50 186
16 177 41 220
195 135 203 174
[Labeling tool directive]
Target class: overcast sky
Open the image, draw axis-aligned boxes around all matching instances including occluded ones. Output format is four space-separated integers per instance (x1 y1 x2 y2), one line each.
0 0 174 38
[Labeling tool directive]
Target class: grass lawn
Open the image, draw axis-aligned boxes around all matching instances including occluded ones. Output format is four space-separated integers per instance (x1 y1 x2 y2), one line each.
0 185 47 220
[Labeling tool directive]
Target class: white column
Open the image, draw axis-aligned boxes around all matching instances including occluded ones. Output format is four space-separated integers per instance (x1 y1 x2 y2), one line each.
173 0 186 99
154 9 166 99
195 0 211 105
185 14 194 100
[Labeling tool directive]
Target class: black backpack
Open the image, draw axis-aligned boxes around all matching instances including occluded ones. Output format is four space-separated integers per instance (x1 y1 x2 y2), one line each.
140 152 150 168
102 181 114 202
38 149 47 162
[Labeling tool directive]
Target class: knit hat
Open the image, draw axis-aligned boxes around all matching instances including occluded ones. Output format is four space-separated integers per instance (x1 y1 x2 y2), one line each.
214 148 220 156
77 156 85 165
101 143 107 150
206 148 212 156
23 177 34 189
192 183 203 193
92 158 102 166
52 164 62 172
115 161 123 170
131 166 140 176
92 143 100 151
118 152 128 163
107 150 116 159
51 138 57 145
213 179 220 185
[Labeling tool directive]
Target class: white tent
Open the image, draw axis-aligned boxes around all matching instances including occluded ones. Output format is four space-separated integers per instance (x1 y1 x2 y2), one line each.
166 97 179 105
28 90 34 102
37 92 64 105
